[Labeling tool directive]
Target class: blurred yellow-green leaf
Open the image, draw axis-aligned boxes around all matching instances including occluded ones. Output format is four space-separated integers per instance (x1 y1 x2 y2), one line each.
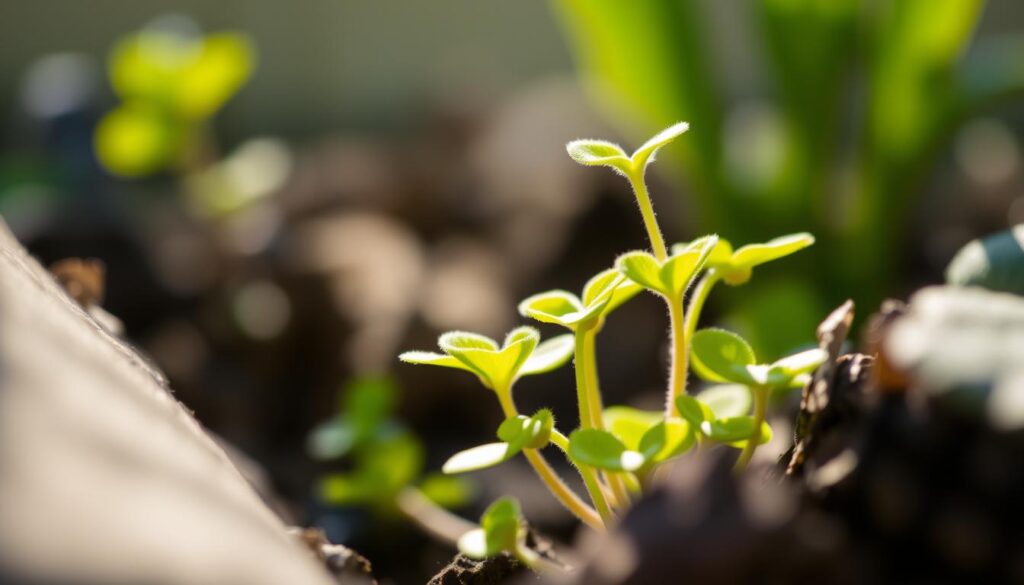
94 103 178 177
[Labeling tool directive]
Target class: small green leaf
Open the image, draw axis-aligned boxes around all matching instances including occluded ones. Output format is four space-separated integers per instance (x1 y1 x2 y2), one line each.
659 236 716 296
582 268 622 307
602 406 662 450
497 409 553 451
438 328 539 388
675 394 714 427
630 121 690 169
691 328 758 384
519 334 574 376
771 348 828 378
569 428 645 471
616 251 665 294
697 385 752 419
418 473 474 509
439 332 500 351
727 421 773 449
566 139 632 172
701 416 759 443
583 268 643 316
398 351 474 372
945 225 1024 295
731 233 815 270
673 236 734 267
482 497 523 556
638 418 694 463
442 443 514 474
518 290 586 327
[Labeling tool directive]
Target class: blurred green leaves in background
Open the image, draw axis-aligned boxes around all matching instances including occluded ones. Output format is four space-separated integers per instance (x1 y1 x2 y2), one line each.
95 18 254 177
552 0 1024 354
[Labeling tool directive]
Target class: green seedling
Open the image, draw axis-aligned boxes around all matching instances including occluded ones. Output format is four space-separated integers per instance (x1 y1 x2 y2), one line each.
686 328 827 469
399 123 825 566
310 377 475 542
458 497 557 571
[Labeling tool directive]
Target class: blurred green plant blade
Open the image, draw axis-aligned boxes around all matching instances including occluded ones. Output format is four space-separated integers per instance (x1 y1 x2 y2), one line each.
418 474 475 509
552 0 726 227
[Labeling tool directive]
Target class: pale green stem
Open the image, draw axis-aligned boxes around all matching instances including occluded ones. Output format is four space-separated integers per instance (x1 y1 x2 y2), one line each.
735 386 768 471
395 486 476 546
626 169 668 261
578 327 632 510
496 388 607 530
572 329 598 429
665 294 688 417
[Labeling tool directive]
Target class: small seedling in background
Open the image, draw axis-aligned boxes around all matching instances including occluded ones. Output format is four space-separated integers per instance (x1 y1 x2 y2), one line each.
95 17 254 177
399 122 824 568
309 377 475 538
457 497 560 571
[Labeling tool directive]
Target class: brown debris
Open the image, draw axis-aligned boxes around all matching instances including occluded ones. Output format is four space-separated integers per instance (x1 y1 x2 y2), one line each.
49 258 106 307
289 527 377 585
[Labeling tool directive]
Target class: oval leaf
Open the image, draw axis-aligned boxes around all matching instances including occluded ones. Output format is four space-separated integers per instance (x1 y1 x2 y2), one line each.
771 348 828 378
616 251 666 294
697 385 752 419
675 394 715 427
442 443 513 474
569 429 645 472
566 139 631 171
701 416 760 443
638 418 694 463
659 236 716 296
731 232 815 270
518 290 586 327
630 121 689 168
602 406 662 450
519 334 575 376
691 328 758 384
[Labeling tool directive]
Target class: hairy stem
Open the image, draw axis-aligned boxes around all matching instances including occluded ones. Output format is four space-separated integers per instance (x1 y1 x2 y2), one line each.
627 169 668 261
395 486 476 545
578 327 631 510
497 388 607 530
665 295 688 416
735 386 767 471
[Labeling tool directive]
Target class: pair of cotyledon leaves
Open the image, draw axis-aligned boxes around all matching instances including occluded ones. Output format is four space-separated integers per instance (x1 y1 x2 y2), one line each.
566 121 690 177
518 233 729 329
673 233 816 286
399 327 575 391
442 409 554 474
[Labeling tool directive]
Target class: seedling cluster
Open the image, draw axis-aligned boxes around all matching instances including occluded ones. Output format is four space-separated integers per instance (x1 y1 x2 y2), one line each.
401 122 824 567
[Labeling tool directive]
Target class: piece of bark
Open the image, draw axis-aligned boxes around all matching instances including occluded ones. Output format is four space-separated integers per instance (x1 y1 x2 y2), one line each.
0 219 338 584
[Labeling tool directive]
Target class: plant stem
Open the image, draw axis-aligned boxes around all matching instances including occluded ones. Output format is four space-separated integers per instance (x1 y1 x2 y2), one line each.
395 486 477 545
577 326 631 511
665 294 688 416
496 388 606 531
735 386 767 471
627 170 668 261
573 329 598 429
578 328 605 429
